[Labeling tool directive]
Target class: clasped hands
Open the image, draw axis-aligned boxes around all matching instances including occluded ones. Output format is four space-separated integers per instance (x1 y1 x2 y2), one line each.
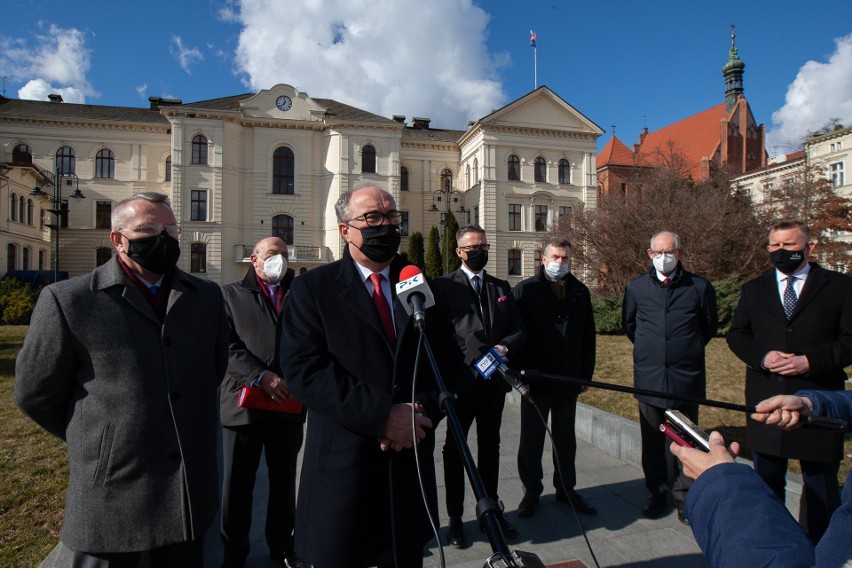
259 372 291 403
380 402 433 452
762 350 810 376
671 394 812 480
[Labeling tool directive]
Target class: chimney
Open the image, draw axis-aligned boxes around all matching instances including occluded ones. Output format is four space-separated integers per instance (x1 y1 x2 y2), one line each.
48 94 63 103
149 96 183 110
392 115 406 124
412 116 431 130
638 127 649 146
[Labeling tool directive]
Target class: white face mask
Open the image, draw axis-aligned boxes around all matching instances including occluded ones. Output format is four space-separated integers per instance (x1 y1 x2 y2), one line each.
544 260 569 279
262 254 287 283
652 253 678 275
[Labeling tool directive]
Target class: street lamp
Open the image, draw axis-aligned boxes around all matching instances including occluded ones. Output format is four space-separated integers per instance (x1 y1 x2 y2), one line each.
30 170 86 282
428 184 466 274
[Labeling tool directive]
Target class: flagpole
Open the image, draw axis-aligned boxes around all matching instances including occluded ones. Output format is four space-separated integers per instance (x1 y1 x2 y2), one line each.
530 30 538 89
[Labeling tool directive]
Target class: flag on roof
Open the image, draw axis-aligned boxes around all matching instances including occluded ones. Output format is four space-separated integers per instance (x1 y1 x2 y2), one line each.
529 31 537 48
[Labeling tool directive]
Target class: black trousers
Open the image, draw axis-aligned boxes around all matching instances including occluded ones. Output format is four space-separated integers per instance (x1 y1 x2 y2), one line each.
442 379 506 518
638 401 697 504
221 420 304 564
752 451 841 543
517 393 578 498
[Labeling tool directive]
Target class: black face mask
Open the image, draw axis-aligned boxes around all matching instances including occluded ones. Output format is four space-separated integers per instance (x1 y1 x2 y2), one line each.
770 247 807 275
353 224 400 263
125 230 181 274
464 249 488 272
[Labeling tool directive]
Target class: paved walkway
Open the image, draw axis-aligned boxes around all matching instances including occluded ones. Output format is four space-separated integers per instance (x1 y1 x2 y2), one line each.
203 394 710 568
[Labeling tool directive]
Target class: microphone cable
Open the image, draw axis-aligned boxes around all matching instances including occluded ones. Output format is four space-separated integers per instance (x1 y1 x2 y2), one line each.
521 393 601 568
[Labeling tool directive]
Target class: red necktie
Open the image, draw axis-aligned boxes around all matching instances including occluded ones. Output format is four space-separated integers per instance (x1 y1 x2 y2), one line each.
663 277 670 286
370 273 396 343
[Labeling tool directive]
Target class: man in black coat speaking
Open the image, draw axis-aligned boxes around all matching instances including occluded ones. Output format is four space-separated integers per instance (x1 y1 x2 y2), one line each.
727 218 852 542
513 238 597 519
279 184 465 568
219 236 304 568
622 231 717 524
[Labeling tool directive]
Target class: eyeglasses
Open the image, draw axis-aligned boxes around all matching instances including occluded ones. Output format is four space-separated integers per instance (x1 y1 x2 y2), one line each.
650 249 678 257
458 244 491 252
121 223 182 239
348 210 403 226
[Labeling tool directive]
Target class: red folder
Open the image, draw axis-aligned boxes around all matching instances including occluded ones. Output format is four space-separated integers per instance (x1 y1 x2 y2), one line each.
237 386 303 415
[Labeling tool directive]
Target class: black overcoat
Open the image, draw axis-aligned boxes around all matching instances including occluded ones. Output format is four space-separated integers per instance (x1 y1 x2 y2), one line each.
727 264 852 461
279 250 466 567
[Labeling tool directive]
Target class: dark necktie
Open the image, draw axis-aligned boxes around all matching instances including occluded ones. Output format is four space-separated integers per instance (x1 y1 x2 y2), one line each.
473 275 491 335
783 276 798 319
370 273 396 343
150 284 159 296
472 275 482 295
269 285 279 307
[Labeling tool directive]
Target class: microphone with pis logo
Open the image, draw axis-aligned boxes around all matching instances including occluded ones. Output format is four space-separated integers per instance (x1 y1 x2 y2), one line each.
395 265 436 330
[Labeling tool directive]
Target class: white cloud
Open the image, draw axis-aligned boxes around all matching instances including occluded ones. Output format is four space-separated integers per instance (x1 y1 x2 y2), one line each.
136 84 148 98
768 34 852 152
170 36 204 74
18 79 86 103
230 0 508 129
0 23 96 102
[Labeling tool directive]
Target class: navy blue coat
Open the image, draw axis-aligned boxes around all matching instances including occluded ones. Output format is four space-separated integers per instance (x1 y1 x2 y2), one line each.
622 266 717 408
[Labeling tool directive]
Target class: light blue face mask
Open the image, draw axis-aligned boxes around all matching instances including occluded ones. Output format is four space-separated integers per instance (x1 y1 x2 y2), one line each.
544 260 569 278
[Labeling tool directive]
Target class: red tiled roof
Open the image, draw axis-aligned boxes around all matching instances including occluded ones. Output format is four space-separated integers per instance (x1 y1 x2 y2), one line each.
634 103 727 178
596 135 635 168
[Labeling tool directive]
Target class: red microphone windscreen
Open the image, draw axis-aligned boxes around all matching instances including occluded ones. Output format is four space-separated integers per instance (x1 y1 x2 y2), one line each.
399 265 422 281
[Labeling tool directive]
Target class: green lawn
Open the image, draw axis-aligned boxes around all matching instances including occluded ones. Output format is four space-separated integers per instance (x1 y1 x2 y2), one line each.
1 329 848 564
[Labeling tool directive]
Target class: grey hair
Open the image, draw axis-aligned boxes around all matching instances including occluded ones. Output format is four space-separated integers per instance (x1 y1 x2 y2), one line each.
111 192 171 230
334 182 390 222
649 231 681 251
456 224 486 242
543 237 572 255
768 218 811 242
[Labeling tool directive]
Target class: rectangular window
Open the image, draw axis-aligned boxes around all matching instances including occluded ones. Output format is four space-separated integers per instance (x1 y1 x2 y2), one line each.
191 243 207 273
508 249 521 276
508 204 521 231
534 205 548 232
474 206 479 227
96 201 111 229
830 162 845 187
400 211 409 237
191 190 207 221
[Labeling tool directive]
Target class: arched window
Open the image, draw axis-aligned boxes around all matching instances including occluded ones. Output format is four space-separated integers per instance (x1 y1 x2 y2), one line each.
473 158 479 185
273 146 295 194
27 199 34 225
18 196 25 223
13 144 32 165
56 146 75 175
558 159 571 184
441 169 453 192
6 244 17 272
165 156 172 181
508 155 520 181
191 135 208 165
400 166 409 191
362 145 376 174
190 243 207 273
22 247 31 270
465 164 471 190
272 214 294 245
9 193 17 221
95 149 115 178
96 247 112 266
534 157 546 183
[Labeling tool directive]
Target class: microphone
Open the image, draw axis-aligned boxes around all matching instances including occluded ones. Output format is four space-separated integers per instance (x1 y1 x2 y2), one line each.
395 265 435 330
475 347 531 400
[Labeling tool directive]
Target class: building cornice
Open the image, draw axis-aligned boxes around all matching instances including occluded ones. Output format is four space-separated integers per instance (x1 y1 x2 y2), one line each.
0 116 170 134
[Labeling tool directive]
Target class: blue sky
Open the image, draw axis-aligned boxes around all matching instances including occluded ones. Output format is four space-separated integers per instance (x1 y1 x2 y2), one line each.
3 0 851 155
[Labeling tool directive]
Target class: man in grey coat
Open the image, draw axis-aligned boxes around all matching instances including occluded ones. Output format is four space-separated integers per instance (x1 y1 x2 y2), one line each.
622 231 717 524
14 192 229 567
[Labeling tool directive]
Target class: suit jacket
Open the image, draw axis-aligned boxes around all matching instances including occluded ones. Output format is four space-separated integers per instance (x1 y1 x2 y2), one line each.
727 263 852 461
13 257 229 553
512 267 595 396
278 249 466 567
219 266 304 427
435 269 526 390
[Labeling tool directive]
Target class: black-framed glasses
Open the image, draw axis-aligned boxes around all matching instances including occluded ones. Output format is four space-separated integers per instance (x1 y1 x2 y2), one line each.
458 244 490 252
348 210 403 226
120 223 181 239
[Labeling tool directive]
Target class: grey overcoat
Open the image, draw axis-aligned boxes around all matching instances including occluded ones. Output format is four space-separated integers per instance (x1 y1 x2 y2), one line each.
14 257 229 553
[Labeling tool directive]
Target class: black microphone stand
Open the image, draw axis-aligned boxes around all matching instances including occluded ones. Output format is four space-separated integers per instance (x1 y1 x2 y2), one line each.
415 324 544 568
